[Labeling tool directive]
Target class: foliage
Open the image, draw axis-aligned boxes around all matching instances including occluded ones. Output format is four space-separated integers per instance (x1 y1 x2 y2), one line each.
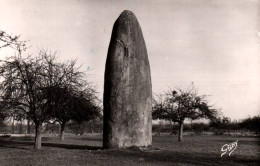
152 123 211 135
240 116 260 134
49 84 101 140
209 116 245 135
210 116 230 128
190 123 210 134
51 87 101 125
70 91 101 124
66 119 103 135
0 106 7 123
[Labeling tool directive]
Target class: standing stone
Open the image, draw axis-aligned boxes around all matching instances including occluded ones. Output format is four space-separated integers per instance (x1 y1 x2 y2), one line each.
103 10 152 149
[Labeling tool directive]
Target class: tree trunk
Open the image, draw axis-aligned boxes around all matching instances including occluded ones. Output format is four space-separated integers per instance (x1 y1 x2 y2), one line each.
90 122 94 133
45 123 49 134
34 124 42 149
60 122 66 141
27 119 31 134
178 122 184 142
19 120 23 134
12 117 15 134
170 121 175 135
77 123 83 135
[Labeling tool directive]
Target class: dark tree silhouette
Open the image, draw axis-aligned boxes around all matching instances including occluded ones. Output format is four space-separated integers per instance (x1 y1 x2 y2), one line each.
71 91 101 135
240 116 260 134
153 86 219 141
71 92 101 124
0 104 7 126
49 86 101 141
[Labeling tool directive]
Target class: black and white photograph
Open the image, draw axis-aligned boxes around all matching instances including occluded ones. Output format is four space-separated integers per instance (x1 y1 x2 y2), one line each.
0 0 259 165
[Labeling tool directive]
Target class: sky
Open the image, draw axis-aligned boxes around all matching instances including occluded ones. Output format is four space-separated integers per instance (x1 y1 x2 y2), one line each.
0 0 259 120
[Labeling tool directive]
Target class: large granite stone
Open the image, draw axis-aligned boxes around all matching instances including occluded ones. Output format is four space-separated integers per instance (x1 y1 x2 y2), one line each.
103 10 152 148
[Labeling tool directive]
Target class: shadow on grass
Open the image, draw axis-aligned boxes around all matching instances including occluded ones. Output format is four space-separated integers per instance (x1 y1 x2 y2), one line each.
70 137 102 142
0 137 102 150
96 149 260 166
42 142 102 150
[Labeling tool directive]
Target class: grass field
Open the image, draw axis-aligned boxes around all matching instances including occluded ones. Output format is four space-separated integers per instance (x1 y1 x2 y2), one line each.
0 134 259 166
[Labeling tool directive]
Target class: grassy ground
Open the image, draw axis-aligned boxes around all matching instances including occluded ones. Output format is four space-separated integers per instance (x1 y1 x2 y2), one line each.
0 134 259 166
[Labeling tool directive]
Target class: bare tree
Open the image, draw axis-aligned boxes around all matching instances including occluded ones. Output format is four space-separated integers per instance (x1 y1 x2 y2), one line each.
0 53 71 146
39 50 100 141
0 30 28 55
153 86 219 141
0 54 51 149
0 49 100 148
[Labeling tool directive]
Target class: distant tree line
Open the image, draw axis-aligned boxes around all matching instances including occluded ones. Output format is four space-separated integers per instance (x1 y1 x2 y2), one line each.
211 116 260 135
1 118 103 135
153 115 260 136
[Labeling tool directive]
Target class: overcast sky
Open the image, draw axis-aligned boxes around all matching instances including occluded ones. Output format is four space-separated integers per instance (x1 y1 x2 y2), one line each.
0 0 259 120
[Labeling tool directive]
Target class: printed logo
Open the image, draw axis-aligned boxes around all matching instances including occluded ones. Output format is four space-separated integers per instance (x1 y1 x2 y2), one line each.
221 140 238 157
